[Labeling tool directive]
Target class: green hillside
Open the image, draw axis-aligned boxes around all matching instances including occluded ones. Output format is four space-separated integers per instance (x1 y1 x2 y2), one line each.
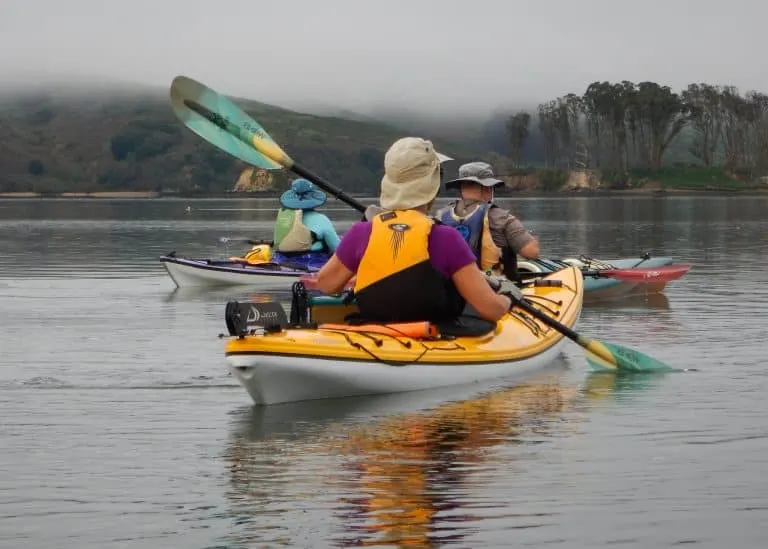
0 85 499 195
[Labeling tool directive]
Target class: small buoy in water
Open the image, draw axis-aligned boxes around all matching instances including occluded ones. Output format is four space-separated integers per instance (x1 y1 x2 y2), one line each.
185 205 192 213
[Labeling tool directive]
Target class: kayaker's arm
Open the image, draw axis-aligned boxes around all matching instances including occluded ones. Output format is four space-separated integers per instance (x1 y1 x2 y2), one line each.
518 238 540 259
314 255 354 295
496 211 540 260
452 264 512 322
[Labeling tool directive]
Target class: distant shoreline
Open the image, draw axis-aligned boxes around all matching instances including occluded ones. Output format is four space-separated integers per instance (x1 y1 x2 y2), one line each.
1 188 767 200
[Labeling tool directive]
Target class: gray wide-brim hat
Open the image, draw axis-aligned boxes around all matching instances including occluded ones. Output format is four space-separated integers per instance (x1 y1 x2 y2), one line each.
444 161 505 190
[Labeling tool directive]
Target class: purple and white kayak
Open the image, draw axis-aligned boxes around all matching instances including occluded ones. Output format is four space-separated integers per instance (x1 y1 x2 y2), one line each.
159 252 325 288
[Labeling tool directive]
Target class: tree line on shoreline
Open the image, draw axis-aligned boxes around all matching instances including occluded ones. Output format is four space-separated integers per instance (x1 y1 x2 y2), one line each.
3 81 767 195
504 81 768 184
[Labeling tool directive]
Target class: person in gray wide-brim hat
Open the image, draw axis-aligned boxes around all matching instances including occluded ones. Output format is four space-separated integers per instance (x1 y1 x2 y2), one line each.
444 161 506 190
435 161 540 282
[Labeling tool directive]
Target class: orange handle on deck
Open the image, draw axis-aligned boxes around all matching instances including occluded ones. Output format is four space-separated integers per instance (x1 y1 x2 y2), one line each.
319 321 438 339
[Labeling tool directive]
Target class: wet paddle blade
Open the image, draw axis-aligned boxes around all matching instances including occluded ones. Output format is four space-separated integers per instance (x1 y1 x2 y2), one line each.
600 264 692 283
169 75 367 214
507 268 677 374
584 339 675 372
170 75 283 170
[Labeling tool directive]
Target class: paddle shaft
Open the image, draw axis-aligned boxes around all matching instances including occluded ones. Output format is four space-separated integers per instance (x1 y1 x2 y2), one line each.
518 269 615 280
631 252 652 268
220 237 271 246
518 267 657 282
183 99 366 214
507 290 626 369
536 253 651 273
206 258 315 271
511 296 582 345
288 162 366 215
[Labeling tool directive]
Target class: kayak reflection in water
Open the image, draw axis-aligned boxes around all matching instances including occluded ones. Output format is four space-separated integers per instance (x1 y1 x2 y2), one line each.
220 371 664 547
331 371 667 547
329 381 580 547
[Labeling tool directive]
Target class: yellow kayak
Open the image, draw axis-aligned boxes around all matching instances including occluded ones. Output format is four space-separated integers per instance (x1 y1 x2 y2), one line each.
224 266 584 405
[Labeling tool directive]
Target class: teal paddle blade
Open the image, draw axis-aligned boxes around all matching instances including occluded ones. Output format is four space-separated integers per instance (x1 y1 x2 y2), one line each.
586 341 675 372
170 75 282 170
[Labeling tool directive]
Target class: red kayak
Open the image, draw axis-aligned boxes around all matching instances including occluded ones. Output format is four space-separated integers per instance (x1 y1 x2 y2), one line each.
597 264 692 283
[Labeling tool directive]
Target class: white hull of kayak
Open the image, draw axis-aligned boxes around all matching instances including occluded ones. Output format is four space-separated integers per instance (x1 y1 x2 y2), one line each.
226 337 569 406
161 258 303 288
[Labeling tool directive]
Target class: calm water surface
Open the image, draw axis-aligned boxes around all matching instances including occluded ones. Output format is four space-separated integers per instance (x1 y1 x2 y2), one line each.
1 196 767 548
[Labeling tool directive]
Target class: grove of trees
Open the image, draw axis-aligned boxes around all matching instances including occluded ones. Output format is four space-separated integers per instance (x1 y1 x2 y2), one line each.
505 81 768 179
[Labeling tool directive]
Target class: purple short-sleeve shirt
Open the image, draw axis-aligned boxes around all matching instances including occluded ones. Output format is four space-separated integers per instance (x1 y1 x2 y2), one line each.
335 220 478 279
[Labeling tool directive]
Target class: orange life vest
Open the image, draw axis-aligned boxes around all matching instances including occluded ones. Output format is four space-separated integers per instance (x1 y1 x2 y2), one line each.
353 210 464 323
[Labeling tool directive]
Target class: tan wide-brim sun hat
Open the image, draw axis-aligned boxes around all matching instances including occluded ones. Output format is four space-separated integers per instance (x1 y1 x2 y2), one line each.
380 137 453 211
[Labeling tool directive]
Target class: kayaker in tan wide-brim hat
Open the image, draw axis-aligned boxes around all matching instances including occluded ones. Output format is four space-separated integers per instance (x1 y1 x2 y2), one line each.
313 136 516 329
379 137 453 211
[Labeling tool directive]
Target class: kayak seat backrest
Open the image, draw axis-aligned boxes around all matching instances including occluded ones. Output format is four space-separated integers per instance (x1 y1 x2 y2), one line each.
308 293 360 324
310 304 360 325
319 321 438 339
308 295 348 306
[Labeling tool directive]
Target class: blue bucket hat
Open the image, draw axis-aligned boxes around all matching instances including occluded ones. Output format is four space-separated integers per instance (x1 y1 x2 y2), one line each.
279 179 327 210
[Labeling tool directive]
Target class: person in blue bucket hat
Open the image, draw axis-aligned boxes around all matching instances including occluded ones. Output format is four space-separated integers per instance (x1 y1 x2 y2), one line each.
271 178 341 266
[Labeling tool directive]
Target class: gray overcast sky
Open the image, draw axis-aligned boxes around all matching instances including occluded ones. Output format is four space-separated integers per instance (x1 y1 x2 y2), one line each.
1 0 766 116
